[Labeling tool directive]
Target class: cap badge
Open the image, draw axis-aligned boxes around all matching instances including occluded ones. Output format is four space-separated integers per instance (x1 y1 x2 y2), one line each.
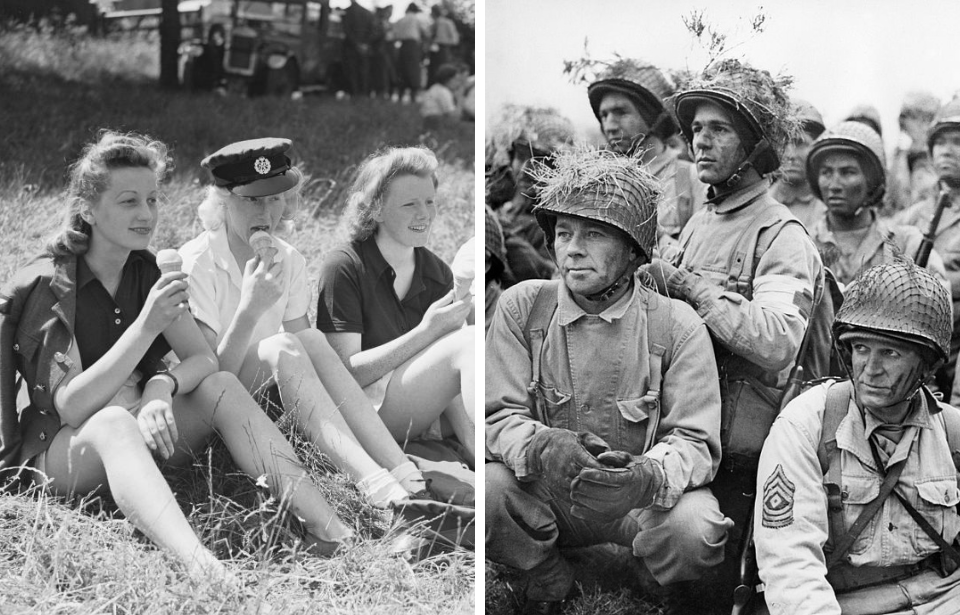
254 156 272 175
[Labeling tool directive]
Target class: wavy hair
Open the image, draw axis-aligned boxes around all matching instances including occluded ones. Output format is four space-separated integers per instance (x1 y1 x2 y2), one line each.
45 131 171 259
197 167 302 233
336 147 439 244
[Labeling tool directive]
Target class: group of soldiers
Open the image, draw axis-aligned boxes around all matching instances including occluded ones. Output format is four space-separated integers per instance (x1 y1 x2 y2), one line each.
484 57 960 615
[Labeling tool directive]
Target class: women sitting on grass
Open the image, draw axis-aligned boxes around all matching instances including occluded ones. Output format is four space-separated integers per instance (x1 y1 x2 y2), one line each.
316 146 476 467
180 138 432 508
0 132 354 582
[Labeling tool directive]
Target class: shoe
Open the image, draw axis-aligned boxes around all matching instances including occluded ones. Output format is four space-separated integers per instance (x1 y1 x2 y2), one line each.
521 584 579 615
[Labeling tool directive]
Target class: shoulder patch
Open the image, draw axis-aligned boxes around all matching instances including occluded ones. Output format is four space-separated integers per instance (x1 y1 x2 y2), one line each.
762 464 796 529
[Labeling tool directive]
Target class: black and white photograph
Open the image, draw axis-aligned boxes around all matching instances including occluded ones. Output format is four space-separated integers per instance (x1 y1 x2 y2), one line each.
484 1 960 614
0 0 476 613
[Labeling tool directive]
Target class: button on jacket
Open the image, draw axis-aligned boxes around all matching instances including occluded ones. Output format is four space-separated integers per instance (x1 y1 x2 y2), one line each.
755 383 960 615
485 278 721 509
0 253 149 481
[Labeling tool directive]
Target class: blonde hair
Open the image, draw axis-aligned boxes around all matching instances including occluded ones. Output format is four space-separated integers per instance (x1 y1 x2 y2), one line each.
336 147 439 244
46 130 171 259
197 167 302 233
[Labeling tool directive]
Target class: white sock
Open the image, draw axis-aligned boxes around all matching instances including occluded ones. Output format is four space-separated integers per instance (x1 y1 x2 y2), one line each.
390 460 428 496
356 468 408 507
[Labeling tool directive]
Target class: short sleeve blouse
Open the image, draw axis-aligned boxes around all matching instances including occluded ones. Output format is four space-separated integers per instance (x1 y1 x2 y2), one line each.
74 251 170 385
179 227 310 347
316 236 453 350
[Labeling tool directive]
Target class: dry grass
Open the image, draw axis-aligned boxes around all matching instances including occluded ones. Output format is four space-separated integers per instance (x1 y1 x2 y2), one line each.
0 24 475 614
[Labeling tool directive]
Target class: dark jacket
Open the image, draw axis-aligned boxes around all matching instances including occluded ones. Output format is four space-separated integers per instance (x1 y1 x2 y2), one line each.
0 252 152 486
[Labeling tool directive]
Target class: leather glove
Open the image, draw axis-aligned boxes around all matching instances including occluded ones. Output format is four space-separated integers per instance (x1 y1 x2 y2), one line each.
642 258 686 300
569 453 666 522
524 428 611 491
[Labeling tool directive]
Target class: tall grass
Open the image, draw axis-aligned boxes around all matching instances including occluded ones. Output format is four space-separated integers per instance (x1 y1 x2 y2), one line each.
0 24 475 614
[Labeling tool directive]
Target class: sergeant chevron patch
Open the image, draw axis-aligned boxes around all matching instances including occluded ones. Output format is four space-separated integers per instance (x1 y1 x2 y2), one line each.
762 464 796 529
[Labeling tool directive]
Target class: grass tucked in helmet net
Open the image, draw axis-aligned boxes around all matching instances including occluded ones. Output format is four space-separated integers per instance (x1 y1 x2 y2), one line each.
529 146 663 229
672 58 804 161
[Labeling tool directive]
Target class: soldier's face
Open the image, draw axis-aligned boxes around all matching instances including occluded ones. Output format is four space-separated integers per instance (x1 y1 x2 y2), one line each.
554 215 635 298
599 93 650 155
931 129 960 184
817 152 869 216
849 336 925 412
691 102 748 186
781 131 815 185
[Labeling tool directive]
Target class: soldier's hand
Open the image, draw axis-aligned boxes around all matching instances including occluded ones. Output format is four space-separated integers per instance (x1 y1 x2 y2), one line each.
641 259 690 301
570 454 665 522
524 428 609 492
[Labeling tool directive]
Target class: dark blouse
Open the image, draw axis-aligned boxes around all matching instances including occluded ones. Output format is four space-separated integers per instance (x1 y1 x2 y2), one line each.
75 251 171 386
316 236 453 350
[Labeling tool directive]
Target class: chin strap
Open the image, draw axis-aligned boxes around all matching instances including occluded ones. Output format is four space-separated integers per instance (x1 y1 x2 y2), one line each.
724 138 772 189
582 256 642 303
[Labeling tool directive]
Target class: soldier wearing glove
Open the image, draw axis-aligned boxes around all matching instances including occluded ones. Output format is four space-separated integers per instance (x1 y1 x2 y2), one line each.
571 453 666 522
486 148 730 615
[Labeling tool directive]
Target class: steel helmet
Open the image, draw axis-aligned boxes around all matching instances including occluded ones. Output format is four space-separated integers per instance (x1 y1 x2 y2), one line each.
834 260 951 365
926 97 960 152
900 90 940 124
806 121 887 206
485 104 576 169
845 104 884 137
532 148 662 261
673 59 800 176
793 98 825 139
588 59 678 140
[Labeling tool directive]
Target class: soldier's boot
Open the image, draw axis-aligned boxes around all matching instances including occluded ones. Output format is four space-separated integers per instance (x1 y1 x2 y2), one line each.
521 551 577 615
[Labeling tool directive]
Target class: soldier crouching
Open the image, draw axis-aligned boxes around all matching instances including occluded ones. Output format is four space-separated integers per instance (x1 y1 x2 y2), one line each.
755 259 960 615
485 147 732 615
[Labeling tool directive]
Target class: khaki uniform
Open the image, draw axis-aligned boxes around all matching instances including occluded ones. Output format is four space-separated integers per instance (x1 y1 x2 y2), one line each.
485 279 729 590
647 149 706 239
756 383 960 615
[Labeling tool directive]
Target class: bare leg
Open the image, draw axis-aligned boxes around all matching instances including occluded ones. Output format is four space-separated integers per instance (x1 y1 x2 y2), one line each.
40 406 223 578
378 326 476 462
169 371 353 544
235 332 386 484
293 329 410 471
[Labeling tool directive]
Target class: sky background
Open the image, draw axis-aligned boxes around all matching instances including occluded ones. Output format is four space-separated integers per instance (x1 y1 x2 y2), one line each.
485 0 960 155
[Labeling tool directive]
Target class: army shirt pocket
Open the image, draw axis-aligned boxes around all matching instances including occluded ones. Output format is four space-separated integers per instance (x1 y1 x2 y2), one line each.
913 478 960 552
536 383 572 430
842 473 881 555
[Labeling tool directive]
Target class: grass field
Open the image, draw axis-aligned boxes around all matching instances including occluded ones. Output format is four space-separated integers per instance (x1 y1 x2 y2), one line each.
0 23 475 615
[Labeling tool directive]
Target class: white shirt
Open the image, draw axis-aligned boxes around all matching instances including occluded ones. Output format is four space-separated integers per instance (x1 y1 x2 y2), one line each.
179 226 310 346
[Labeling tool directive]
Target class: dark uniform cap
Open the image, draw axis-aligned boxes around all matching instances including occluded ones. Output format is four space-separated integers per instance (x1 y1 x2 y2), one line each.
201 137 298 197
834 260 951 364
806 121 887 205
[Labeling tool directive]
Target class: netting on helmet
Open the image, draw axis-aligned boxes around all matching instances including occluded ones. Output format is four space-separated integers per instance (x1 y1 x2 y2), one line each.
792 98 825 138
807 121 887 204
530 147 663 259
484 204 506 272
485 104 576 169
834 260 952 363
673 59 802 175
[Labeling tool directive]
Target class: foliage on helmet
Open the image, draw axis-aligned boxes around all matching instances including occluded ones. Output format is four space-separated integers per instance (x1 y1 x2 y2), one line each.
485 104 576 169
672 59 802 175
530 147 663 260
806 121 887 204
833 259 952 364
